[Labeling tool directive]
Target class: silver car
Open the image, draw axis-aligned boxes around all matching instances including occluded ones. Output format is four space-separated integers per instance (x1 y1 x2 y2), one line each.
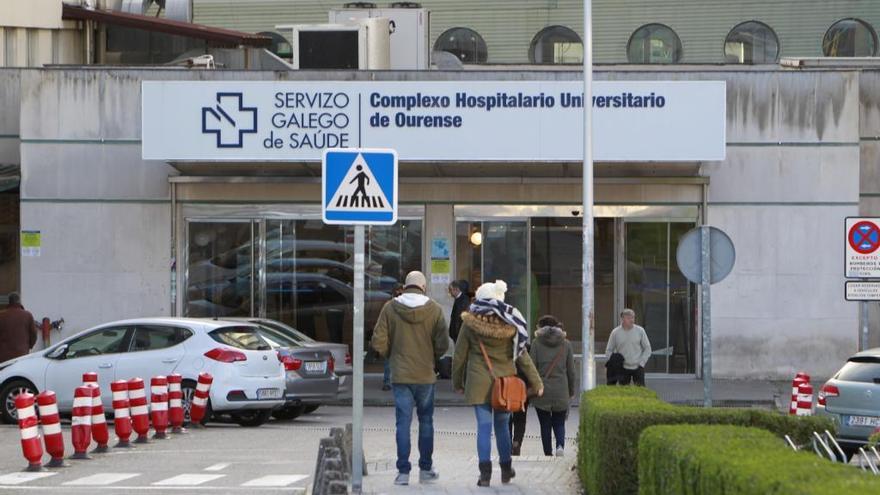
817 348 880 457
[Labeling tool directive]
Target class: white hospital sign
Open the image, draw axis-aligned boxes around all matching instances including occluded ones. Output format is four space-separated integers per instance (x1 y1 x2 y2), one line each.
142 80 726 162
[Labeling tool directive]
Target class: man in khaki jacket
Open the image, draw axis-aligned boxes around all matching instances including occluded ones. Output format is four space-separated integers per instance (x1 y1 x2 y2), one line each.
371 271 449 486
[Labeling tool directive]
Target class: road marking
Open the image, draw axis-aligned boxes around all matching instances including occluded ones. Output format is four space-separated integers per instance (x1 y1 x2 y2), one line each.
241 475 310 487
151 474 225 486
203 463 231 471
64 473 141 486
0 472 57 485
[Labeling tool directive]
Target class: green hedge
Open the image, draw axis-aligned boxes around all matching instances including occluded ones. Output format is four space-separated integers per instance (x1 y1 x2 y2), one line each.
577 386 835 495
639 425 880 495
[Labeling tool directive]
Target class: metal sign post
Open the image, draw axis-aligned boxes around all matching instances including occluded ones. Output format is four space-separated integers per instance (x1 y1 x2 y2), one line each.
322 149 398 494
700 225 712 407
581 0 595 393
352 225 365 493
845 217 880 351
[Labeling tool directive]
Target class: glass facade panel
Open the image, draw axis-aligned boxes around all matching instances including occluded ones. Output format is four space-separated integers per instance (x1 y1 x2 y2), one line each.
434 27 488 64
724 21 779 64
824 18 878 57
529 26 583 64
186 222 255 318
627 24 683 64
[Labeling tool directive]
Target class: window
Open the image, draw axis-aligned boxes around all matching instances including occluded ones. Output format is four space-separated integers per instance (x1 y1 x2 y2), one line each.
66 327 131 359
530 26 583 64
210 326 272 351
824 18 878 57
130 326 192 352
835 358 880 383
434 27 487 64
257 31 292 59
627 24 682 64
724 21 779 64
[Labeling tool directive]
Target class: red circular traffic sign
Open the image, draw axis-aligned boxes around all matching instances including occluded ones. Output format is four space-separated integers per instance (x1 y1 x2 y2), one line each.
849 221 880 254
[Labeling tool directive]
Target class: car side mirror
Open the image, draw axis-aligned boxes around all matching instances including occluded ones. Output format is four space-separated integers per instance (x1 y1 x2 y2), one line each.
46 344 68 360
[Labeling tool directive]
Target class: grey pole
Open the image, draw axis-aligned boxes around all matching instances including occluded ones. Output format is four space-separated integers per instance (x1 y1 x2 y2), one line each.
861 300 869 351
352 225 365 493
701 225 712 407
581 0 596 392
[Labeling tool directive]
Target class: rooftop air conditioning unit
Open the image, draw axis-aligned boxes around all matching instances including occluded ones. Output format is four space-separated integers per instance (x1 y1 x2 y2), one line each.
329 5 428 70
277 18 390 70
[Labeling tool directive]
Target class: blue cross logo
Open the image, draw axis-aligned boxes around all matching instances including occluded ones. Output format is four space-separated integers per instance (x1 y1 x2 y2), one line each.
201 92 258 148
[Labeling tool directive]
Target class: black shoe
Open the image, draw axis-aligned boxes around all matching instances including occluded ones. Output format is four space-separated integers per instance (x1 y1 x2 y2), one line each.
477 462 492 487
381 384 391 391
511 441 521 456
500 461 515 484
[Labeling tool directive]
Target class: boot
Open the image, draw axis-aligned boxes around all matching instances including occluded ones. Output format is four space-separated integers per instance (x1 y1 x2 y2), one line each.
500 461 516 484
512 441 521 456
477 462 492 487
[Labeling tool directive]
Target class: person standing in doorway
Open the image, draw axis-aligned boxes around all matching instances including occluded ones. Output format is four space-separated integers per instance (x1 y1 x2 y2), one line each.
0 293 38 364
448 280 469 342
529 315 577 456
371 272 449 486
452 280 543 488
604 309 652 386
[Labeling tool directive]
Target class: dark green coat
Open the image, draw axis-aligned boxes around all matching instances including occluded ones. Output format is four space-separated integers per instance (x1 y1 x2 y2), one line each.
529 326 577 412
452 312 543 405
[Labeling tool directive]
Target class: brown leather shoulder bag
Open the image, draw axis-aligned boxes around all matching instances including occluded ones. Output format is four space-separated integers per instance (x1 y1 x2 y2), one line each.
478 340 527 413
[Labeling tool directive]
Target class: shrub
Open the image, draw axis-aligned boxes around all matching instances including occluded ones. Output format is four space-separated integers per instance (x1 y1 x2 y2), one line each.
639 424 880 495
577 386 835 495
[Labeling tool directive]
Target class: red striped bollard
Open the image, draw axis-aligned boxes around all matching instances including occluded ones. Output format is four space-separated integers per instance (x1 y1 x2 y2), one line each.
89 386 110 453
168 374 185 434
796 382 814 416
36 391 66 468
111 380 133 448
190 372 213 427
789 375 807 415
16 393 43 471
82 372 98 389
128 378 150 444
71 386 92 460
150 376 169 440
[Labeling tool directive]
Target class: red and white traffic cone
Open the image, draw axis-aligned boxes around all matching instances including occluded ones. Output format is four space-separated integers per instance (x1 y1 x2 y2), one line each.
82 372 98 389
16 392 43 471
150 376 169 440
89 386 110 453
111 380 133 448
789 375 807 415
71 386 93 460
189 372 213 427
128 378 150 444
796 382 814 416
36 391 66 468
168 374 185 434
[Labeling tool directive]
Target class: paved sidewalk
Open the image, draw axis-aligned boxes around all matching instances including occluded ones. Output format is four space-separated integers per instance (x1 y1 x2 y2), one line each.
361 406 580 494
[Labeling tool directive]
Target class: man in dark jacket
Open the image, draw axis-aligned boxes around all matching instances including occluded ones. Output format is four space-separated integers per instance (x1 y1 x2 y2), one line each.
447 280 469 342
0 293 38 364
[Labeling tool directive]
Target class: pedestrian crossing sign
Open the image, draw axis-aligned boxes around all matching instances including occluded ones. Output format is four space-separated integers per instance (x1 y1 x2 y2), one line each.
322 148 398 225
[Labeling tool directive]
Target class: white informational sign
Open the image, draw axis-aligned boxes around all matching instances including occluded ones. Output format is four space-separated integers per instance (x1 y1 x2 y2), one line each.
845 281 880 301
322 148 398 225
845 217 880 278
142 80 726 162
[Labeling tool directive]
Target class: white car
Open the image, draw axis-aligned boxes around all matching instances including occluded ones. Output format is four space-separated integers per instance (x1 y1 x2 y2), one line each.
0 317 286 427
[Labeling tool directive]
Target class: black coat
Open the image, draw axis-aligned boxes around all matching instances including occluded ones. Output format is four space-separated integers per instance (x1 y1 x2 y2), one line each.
605 352 625 385
449 293 469 341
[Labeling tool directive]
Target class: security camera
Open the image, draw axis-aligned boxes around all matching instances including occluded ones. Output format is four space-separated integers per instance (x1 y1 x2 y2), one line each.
571 210 581 217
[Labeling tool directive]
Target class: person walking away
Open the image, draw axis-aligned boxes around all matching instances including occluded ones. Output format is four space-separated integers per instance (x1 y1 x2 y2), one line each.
448 280 469 342
452 280 543 487
0 293 38 364
508 355 530 456
381 283 404 391
529 315 577 456
371 272 449 486
604 309 652 386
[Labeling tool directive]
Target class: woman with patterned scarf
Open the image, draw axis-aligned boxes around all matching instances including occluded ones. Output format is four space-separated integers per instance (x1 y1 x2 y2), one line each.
452 280 544 488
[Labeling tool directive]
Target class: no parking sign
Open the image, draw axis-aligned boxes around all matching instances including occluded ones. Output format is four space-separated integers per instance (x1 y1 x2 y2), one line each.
845 217 880 278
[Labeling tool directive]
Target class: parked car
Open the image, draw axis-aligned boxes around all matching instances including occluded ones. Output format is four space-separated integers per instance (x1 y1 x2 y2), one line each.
816 348 880 457
228 317 350 416
0 318 286 427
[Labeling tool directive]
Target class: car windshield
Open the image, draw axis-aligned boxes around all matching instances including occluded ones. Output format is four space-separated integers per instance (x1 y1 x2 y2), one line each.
257 320 316 344
255 325 300 348
835 358 880 384
209 326 272 351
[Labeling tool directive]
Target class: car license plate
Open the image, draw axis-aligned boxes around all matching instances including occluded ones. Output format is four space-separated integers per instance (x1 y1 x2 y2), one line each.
305 361 327 374
257 388 282 400
846 415 880 427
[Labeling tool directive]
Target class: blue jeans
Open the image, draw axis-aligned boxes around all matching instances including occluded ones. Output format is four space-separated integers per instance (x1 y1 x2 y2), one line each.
474 404 512 464
383 360 391 387
393 384 435 474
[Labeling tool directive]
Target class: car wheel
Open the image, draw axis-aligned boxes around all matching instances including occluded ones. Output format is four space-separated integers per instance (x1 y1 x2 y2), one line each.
304 405 320 414
181 380 211 426
272 405 306 421
233 409 272 427
1 379 38 424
